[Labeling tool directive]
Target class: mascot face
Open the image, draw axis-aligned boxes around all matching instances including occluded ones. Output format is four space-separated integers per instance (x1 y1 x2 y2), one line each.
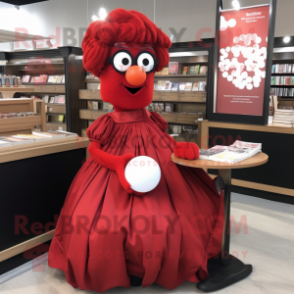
100 43 157 110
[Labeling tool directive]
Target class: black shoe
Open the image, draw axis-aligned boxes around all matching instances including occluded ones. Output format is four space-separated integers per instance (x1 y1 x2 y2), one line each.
130 275 143 287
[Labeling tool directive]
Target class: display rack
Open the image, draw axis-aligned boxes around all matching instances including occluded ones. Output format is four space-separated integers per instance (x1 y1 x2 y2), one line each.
0 47 87 134
0 98 46 136
78 42 212 145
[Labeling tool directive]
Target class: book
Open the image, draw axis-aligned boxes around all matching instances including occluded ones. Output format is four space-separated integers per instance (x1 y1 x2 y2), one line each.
168 62 180 75
198 81 207 91
199 65 208 74
163 81 172 91
157 80 165 91
171 82 179 91
49 96 55 103
189 65 195 75
58 115 64 123
92 101 99 110
154 103 164 112
0 136 34 145
56 76 63 83
192 82 199 91
32 131 66 138
13 134 50 142
199 140 262 164
154 82 158 90
88 101 93 109
179 82 186 91
161 67 169 75
58 96 65 103
43 95 49 103
165 103 174 112
103 103 113 112
0 140 12 148
22 75 31 83
61 75 65 83
47 76 55 83
52 76 59 83
184 82 192 91
182 66 188 75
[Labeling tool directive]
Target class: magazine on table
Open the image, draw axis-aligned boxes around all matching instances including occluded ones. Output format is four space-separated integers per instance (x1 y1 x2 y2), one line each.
199 140 262 164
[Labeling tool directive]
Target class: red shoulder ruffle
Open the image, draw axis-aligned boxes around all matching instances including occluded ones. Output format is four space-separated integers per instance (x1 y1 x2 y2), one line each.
86 114 114 146
149 111 168 132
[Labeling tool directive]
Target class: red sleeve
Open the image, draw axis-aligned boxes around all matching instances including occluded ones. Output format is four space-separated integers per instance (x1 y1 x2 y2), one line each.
86 114 114 146
149 111 168 132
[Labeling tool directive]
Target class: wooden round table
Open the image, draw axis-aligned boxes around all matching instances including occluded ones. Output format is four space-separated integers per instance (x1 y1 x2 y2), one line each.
171 152 268 292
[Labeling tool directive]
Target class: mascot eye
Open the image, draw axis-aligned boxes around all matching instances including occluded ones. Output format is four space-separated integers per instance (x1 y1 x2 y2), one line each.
137 52 155 73
113 52 133 72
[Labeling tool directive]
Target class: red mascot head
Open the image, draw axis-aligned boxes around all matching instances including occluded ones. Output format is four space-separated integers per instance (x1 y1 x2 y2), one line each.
82 8 171 111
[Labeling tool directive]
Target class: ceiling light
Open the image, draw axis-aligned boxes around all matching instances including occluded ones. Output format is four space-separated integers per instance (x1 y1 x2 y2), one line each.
99 7 107 20
283 36 291 43
232 0 240 10
91 14 99 21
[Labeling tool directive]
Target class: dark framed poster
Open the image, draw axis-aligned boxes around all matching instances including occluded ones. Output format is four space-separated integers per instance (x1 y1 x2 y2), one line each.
208 0 277 125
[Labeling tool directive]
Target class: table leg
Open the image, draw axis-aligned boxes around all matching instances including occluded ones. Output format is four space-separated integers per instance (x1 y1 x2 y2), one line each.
219 169 232 266
196 169 252 292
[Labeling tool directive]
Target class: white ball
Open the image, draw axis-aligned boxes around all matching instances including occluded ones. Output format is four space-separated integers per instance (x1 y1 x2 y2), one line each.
125 156 161 193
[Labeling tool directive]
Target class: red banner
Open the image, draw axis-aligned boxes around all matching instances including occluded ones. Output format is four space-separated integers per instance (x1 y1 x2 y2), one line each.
216 5 270 116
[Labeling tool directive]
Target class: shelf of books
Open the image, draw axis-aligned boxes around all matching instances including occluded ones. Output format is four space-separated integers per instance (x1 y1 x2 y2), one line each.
0 98 46 136
270 61 294 127
0 47 87 135
79 53 208 144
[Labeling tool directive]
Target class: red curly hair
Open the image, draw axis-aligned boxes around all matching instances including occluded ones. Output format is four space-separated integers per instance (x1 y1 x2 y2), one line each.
82 8 171 77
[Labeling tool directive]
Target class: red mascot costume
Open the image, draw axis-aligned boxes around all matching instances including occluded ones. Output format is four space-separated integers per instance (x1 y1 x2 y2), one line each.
49 8 224 292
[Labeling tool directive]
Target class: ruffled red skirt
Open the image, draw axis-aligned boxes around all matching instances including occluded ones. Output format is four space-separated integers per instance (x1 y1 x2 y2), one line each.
49 109 224 292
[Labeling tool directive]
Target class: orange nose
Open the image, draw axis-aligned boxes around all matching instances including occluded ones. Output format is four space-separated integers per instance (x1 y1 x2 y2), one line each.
125 65 146 86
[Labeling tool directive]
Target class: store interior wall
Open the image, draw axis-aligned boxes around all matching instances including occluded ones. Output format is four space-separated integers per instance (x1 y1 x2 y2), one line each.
0 0 293 51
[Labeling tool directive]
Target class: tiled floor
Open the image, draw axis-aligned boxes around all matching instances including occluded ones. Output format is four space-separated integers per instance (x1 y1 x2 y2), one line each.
1 193 294 294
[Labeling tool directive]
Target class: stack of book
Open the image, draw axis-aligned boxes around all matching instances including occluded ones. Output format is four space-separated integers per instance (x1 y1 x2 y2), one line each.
155 81 206 91
155 63 208 75
199 140 262 164
271 76 294 85
272 64 294 73
272 108 294 127
22 75 65 84
270 87 294 97
0 131 78 148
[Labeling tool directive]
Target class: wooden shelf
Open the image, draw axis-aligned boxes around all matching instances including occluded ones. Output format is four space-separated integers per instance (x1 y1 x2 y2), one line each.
46 122 67 131
0 115 42 134
154 74 207 78
22 85 66 93
0 136 89 164
79 109 109 120
46 104 66 114
161 112 200 125
79 89 101 100
79 109 201 125
0 87 35 98
79 89 207 103
22 83 65 86
153 91 206 103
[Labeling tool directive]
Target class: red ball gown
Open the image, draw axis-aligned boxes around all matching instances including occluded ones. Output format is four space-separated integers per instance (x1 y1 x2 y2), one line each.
49 108 224 292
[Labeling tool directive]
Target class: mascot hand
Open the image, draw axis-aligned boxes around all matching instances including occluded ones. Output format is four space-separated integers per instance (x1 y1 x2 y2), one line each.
115 154 146 196
174 142 200 160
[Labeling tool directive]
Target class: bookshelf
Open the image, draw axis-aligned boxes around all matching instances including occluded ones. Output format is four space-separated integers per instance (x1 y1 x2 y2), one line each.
78 42 210 145
0 98 46 136
0 47 87 135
